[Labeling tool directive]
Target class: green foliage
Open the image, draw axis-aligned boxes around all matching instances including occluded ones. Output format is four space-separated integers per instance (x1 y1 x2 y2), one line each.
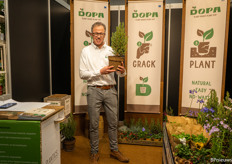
61 113 76 141
111 22 128 57
175 144 192 160
190 148 211 164
0 74 5 94
137 128 148 140
210 131 225 159
0 1 4 12
144 118 149 131
130 118 135 127
135 118 143 128
150 119 162 134
172 133 191 141
166 107 174 116
196 89 232 159
119 118 163 140
191 133 208 143
205 89 219 111
0 23 5 34
129 126 140 134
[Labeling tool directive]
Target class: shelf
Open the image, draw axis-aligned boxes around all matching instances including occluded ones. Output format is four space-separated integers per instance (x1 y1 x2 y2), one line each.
0 15 4 23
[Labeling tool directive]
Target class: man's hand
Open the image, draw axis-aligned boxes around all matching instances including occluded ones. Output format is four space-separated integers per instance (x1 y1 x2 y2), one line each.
100 66 116 75
117 62 125 74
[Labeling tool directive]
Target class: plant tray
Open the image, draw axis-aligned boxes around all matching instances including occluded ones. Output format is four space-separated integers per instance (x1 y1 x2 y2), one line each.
118 138 163 147
108 56 124 70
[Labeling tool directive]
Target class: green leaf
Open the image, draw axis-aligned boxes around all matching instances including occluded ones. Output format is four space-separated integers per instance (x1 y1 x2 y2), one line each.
144 31 153 42
143 77 148 83
203 28 214 40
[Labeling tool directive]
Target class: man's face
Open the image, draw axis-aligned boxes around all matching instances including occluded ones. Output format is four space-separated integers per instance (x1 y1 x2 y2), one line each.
92 25 105 48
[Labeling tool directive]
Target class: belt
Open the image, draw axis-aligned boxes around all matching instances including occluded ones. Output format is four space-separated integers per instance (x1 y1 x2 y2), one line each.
95 85 114 90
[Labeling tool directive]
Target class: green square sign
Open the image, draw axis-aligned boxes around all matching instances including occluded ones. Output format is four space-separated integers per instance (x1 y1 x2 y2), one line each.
0 120 41 163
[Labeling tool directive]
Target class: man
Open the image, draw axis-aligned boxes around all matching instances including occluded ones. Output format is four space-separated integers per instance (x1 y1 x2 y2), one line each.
79 22 129 164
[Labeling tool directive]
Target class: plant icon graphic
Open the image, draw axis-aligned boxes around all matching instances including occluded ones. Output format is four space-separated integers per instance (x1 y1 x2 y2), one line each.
136 31 153 59
136 76 151 96
191 28 216 58
83 30 92 46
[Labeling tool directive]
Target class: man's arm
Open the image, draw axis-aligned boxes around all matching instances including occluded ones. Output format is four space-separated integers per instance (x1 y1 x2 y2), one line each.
79 50 116 80
79 50 101 80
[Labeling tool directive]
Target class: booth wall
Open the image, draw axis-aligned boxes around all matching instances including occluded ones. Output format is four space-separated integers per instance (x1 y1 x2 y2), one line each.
50 0 71 95
164 7 182 116
8 0 70 102
8 0 50 102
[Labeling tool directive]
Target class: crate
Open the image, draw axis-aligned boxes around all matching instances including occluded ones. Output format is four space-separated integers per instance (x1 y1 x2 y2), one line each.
44 94 71 117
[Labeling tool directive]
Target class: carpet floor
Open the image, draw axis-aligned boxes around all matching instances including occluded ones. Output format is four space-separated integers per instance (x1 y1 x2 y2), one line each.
61 135 162 164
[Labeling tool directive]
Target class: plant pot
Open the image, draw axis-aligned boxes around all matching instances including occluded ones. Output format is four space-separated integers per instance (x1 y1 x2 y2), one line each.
140 86 146 94
198 42 209 53
108 56 124 70
63 137 76 152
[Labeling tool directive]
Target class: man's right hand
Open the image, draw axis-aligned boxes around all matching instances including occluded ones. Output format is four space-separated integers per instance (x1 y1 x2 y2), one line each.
100 66 116 75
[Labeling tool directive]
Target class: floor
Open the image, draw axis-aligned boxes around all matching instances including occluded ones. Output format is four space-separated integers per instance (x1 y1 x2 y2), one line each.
61 135 163 164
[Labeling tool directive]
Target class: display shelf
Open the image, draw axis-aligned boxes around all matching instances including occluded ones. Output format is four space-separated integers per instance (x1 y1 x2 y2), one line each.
0 15 4 23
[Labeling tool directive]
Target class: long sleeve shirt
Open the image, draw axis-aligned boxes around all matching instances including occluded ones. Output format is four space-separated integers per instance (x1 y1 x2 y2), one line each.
79 42 126 86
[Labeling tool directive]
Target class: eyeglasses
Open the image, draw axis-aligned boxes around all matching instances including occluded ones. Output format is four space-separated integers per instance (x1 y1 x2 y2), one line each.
92 33 105 37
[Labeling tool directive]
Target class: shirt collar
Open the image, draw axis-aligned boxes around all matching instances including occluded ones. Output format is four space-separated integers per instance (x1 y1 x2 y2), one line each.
91 42 107 49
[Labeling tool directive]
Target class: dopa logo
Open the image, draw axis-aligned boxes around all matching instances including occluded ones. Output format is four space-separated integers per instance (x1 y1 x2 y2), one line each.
79 8 104 18
136 31 153 59
191 28 216 58
83 30 92 46
136 76 151 96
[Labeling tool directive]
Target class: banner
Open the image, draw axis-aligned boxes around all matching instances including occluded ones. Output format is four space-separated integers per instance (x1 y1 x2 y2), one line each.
0 120 41 163
74 0 109 113
127 1 164 113
180 0 229 115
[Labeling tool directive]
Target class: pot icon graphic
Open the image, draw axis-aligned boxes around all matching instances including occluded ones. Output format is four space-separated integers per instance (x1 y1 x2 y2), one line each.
140 86 147 93
136 77 151 96
198 42 210 53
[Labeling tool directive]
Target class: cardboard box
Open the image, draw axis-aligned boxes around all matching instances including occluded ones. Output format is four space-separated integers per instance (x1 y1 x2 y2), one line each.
44 94 71 117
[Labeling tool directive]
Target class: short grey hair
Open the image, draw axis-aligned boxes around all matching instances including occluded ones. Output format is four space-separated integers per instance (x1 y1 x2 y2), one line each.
91 22 106 33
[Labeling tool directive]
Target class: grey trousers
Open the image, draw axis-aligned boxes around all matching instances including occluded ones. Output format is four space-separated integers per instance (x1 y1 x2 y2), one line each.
87 86 118 154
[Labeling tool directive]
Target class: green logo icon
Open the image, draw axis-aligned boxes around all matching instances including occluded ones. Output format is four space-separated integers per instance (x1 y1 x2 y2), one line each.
137 41 142 46
136 76 151 96
194 40 199 46
84 41 89 46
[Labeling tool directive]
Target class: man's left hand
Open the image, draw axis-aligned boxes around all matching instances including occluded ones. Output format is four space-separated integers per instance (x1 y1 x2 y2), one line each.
117 62 125 74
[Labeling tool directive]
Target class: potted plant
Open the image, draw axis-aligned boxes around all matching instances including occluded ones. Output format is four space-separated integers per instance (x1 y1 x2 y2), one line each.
0 22 5 41
61 113 77 152
0 1 4 16
0 74 5 95
109 22 128 70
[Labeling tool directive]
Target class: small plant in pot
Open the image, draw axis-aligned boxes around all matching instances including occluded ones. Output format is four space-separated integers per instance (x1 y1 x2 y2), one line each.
109 22 128 70
61 113 77 152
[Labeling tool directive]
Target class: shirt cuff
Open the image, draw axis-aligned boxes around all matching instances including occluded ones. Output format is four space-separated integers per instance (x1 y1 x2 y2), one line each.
94 69 101 76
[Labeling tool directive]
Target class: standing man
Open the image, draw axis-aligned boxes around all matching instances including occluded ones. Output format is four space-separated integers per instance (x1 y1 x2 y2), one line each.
79 22 129 164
